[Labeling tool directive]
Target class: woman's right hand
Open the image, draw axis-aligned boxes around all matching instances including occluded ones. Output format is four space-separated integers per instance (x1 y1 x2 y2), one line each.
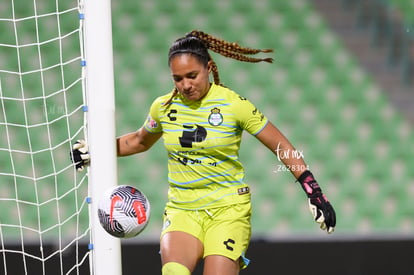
70 139 90 171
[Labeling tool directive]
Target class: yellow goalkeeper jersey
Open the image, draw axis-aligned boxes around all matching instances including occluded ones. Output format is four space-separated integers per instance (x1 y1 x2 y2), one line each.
143 83 268 210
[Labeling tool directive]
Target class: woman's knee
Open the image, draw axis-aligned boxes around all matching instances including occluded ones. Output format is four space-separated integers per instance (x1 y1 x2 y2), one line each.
162 262 191 275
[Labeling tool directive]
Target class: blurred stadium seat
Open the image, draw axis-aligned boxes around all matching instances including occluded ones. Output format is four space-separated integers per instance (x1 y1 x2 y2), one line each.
1 0 413 239
111 0 414 237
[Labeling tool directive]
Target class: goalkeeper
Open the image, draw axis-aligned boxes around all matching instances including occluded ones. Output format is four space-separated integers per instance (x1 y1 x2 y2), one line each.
72 30 336 275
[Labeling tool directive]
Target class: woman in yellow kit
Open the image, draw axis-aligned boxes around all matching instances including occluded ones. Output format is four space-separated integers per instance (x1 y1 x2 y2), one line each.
73 30 336 275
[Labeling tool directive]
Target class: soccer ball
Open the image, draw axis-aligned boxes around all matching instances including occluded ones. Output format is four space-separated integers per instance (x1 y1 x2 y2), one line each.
98 185 151 238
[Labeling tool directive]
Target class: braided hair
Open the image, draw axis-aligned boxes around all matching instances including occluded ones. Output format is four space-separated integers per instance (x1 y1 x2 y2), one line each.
164 30 273 105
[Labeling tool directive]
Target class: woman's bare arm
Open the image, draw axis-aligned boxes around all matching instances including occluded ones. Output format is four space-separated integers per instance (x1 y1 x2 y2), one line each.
255 121 307 179
117 127 162 157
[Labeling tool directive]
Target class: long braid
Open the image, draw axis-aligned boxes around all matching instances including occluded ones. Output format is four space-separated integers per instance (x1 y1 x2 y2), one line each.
209 45 274 63
164 30 274 105
209 55 220 85
163 88 179 106
188 30 274 62
188 30 273 86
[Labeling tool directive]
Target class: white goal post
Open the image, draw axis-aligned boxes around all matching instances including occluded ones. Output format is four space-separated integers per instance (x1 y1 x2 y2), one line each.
0 0 121 274
83 0 122 274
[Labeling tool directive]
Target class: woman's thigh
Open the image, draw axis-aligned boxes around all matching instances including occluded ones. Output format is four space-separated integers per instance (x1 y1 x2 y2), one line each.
160 231 204 272
203 255 240 275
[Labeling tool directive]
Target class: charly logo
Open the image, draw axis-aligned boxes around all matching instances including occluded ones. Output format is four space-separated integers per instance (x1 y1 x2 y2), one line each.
208 107 223 126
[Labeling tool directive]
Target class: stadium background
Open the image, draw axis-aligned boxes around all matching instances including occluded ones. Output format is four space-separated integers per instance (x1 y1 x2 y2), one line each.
2 0 414 274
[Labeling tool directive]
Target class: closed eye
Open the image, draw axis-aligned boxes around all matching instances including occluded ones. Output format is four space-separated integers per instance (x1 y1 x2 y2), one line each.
173 76 182 82
187 72 198 79
172 71 199 82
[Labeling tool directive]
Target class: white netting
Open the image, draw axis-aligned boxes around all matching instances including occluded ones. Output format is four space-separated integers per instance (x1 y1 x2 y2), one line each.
0 0 90 274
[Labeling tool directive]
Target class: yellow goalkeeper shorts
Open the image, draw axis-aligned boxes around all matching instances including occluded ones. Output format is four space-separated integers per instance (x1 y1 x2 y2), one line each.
161 202 252 269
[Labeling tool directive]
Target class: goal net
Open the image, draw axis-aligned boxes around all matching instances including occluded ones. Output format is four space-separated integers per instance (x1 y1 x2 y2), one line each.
0 0 119 274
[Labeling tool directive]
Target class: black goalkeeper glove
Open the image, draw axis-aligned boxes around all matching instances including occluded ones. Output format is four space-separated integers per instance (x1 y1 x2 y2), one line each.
70 139 90 171
297 170 336 234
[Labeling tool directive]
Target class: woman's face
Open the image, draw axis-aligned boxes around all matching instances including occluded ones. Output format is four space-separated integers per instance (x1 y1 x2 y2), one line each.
169 54 211 101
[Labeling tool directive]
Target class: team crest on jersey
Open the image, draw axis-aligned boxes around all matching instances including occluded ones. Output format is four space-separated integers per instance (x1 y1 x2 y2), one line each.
208 107 223 126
